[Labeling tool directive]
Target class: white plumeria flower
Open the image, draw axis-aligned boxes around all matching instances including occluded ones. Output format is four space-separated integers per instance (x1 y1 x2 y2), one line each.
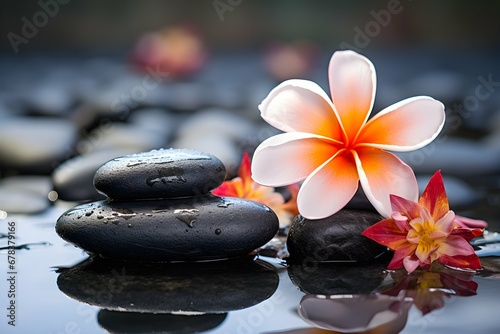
251 50 445 219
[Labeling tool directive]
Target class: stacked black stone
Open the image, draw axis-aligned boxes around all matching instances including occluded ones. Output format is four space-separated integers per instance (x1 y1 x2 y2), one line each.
56 148 279 261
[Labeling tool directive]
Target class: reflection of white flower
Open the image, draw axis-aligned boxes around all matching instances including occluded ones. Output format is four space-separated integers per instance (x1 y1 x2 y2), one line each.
252 50 445 219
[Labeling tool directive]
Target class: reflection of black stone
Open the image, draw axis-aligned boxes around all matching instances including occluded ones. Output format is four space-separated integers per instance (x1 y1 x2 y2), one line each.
288 261 389 295
287 210 389 263
97 310 227 334
57 256 279 313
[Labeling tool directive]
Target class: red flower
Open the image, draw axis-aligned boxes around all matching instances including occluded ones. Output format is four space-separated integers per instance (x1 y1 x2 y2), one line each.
362 170 484 273
212 152 299 228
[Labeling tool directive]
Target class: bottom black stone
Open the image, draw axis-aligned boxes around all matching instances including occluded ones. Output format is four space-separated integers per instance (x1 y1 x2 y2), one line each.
286 209 390 263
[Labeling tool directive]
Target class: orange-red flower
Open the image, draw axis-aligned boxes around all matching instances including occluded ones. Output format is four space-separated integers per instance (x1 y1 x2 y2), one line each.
212 152 299 228
362 170 484 273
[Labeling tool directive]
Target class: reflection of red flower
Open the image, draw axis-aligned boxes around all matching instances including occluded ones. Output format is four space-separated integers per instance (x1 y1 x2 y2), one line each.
212 152 299 228
362 170 484 273
382 264 478 315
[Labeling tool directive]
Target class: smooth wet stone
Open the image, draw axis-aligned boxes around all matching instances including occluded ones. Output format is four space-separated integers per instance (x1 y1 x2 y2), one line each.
288 262 389 295
286 210 389 263
0 176 52 215
0 117 77 174
56 195 279 261
57 257 279 312
175 109 257 143
94 148 227 200
344 187 377 212
52 149 138 201
128 108 179 138
76 123 166 155
172 135 241 176
97 311 227 334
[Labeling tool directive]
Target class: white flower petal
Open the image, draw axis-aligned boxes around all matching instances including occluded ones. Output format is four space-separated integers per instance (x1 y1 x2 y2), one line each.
354 148 419 218
357 96 445 152
259 79 344 139
329 50 376 141
251 132 340 187
297 151 359 219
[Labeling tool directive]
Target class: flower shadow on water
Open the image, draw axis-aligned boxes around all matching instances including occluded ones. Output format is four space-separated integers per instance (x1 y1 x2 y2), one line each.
277 262 478 334
56 256 279 333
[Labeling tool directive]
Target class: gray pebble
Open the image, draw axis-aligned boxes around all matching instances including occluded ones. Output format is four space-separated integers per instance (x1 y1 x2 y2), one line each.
0 117 77 174
52 148 139 202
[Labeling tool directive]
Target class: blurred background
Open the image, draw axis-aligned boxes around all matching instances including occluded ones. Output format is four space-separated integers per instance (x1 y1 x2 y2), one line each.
0 0 499 225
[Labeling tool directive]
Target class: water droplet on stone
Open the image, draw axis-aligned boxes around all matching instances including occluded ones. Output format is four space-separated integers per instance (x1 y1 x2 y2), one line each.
174 208 200 228
128 224 133 228
215 229 221 235
97 215 104 219
217 200 233 208
146 213 153 217
85 211 93 216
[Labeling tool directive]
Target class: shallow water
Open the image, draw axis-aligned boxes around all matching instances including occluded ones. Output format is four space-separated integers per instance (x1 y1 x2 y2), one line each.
1 200 500 334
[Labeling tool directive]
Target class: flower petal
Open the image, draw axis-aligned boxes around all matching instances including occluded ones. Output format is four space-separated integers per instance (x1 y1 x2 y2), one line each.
357 96 445 152
390 195 422 221
354 148 419 218
212 178 242 197
362 218 408 249
238 152 253 193
438 253 482 270
433 210 456 235
259 79 345 139
297 150 359 219
454 215 488 229
328 50 376 141
451 227 484 242
252 132 340 187
438 235 477 257
419 170 450 222
391 211 410 233
403 255 421 273
387 244 417 270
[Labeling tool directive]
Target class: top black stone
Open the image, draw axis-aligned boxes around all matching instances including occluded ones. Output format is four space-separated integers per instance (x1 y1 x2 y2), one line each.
93 148 227 200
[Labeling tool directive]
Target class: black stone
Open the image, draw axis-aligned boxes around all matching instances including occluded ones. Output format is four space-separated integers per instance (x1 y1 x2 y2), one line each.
286 210 389 263
287 262 389 295
52 149 137 202
93 148 227 200
57 257 279 313
97 311 227 334
344 187 377 212
56 195 279 261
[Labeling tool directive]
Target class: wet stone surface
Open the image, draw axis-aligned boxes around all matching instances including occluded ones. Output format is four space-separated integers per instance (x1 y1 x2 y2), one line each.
286 210 390 263
52 148 138 202
56 195 279 261
94 148 227 200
